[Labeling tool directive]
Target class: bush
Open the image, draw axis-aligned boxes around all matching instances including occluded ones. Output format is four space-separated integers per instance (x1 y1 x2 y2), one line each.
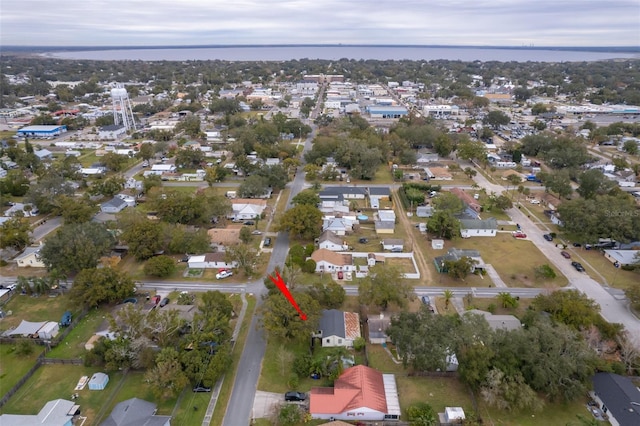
301 259 316 274
144 255 176 278
15 340 35 356
353 336 366 351
287 373 299 389
487 303 497 314
293 354 312 377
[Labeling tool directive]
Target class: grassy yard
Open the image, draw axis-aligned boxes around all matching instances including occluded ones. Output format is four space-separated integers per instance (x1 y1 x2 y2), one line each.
258 337 335 394
464 296 534 318
0 364 122 424
94 371 177 424
478 397 593 426
0 344 44 397
449 233 568 289
396 376 475 419
45 307 108 359
0 293 76 332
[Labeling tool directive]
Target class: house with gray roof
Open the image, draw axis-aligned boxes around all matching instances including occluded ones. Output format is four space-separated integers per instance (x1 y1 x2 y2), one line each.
34 148 54 161
314 309 361 348
465 309 522 331
434 248 485 273
459 217 498 238
603 250 640 267
0 398 78 426
318 230 348 251
100 197 128 214
100 398 170 426
591 372 640 426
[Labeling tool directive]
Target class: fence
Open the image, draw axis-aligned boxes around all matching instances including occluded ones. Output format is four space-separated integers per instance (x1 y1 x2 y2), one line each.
0 352 45 409
0 309 88 409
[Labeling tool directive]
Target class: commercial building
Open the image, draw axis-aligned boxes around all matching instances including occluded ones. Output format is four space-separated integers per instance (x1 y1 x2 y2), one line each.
17 125 67 138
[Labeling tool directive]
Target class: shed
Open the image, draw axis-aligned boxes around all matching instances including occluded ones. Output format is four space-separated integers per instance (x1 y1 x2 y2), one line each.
38 321 60 340
7 320 47 337
88 372 109 390
431 239 445 250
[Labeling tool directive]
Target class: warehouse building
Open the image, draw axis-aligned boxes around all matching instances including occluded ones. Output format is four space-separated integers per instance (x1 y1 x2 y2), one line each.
17 125 67 139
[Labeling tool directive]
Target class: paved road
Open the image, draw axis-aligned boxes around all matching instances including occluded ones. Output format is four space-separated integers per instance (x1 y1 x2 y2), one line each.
31 216 63 242
472 167 640 333
222 85 325 426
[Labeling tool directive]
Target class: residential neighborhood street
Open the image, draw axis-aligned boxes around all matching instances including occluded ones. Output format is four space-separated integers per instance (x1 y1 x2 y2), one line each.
472 167 640 333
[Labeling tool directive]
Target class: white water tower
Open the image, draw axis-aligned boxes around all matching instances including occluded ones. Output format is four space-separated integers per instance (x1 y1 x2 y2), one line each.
111 85 136 131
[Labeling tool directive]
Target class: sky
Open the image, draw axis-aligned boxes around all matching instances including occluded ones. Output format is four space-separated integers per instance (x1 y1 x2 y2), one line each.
1 0 639 47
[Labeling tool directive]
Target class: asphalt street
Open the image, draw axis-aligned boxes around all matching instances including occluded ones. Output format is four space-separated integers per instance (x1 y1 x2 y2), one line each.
472 168 640 333
221 99 323 425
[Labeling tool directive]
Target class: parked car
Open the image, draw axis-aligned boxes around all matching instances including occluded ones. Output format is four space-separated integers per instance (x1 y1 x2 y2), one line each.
251 230 262 235
193 384 212 393
572 242 582 247
159 297 170 307
390 247 403 253
359 238 368 244
284 391 306 402
561 251 571 259
571 261 586 272
421 296 431 305
243 220 255 226
216 270 233 280
529 199 540 205
512 231 527 239
543 234 553 242
263 237 271 247
151 295 161 305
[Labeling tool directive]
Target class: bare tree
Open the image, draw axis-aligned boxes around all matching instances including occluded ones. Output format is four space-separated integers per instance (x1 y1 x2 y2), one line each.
618 331 640 374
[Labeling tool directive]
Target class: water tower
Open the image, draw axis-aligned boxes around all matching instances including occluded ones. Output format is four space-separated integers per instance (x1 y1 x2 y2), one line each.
111 85 136 131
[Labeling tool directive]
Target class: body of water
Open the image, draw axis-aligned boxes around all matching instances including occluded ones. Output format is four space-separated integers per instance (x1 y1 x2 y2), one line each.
47 45 639 62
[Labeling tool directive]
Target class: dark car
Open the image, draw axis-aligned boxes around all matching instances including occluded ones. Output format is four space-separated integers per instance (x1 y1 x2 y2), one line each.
571 261 585 272
572 242 582 247
264 237 271 247
159 297 170 307
243 220 255 226
560 251 571 259
359 238 368 244
543 234 553 242
193 384 212 393
284 391 306 402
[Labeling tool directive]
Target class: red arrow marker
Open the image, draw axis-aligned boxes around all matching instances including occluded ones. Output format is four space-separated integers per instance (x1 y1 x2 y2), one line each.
269 270 307 321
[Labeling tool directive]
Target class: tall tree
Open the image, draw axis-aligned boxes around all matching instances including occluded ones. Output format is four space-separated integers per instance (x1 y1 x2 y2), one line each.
40 222 115 274
0 216 32 251
358 265 415 310
145 347 189 400
70 267 135 308
260 291 321 341
277 204 323 240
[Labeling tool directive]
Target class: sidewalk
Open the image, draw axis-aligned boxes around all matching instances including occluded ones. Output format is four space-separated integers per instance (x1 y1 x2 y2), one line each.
484 264 507 288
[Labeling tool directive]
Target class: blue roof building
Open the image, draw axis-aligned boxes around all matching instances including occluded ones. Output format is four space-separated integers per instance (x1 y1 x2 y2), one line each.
17 125 67 138
366 106 408 119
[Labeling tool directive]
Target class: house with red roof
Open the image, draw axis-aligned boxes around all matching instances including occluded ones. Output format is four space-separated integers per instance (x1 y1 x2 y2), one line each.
310 365 401 422
449 187 481 213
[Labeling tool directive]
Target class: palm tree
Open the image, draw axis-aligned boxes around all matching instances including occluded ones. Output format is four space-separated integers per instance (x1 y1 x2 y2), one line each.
443 289 454 310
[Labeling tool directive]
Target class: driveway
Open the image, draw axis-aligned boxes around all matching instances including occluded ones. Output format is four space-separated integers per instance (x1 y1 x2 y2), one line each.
252 391 283 419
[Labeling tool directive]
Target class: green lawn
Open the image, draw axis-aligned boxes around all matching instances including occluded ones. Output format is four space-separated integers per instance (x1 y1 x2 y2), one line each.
450 233 568 289
479 397 593 426
0 364 122 424
566 246 640 290
45 307 108 359
0 344 44 397
95 371 177 423
0 293 76 333
396 376 474 418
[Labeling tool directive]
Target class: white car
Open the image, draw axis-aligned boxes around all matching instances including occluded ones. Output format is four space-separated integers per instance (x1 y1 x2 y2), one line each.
216 270 233 280
529 199 540 205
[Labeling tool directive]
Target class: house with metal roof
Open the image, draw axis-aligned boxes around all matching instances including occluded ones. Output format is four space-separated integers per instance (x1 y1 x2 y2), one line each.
603 250 640 267
434 248 485 273
100 398 170 426
100 197 129 214
591 372 640 426
465 309 522 331
16 245 46 268
459 217 498 238
0 399 79 426
318 230 349 252
314 309 361 347
310 365 400 421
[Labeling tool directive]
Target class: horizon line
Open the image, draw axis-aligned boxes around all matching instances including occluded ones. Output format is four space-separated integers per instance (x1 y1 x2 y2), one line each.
4 43 640 52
